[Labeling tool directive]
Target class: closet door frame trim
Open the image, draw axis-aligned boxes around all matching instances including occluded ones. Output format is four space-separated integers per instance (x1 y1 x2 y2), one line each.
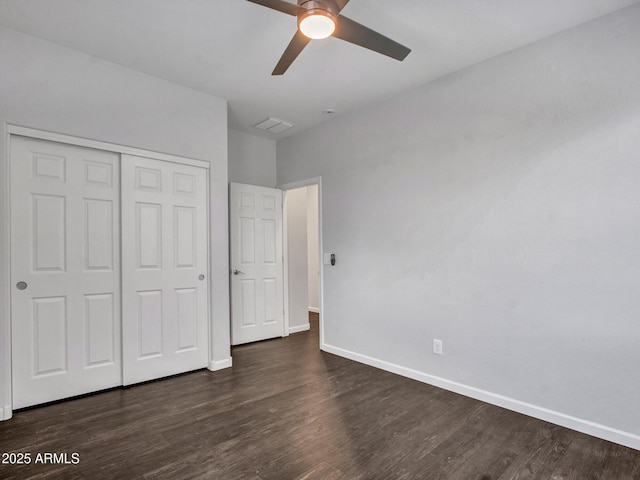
3 125 211 419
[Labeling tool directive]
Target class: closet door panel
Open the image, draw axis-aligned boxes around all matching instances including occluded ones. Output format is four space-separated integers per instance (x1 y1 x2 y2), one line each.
11 136 121 409
121 155 209 385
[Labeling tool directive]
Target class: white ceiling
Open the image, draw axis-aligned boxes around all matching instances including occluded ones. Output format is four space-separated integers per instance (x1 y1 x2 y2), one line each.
1 0 638 139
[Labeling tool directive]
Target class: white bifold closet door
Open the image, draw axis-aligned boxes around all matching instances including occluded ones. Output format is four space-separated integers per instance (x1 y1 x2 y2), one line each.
121 155 209 385
11 136 122 409
11 138 210 409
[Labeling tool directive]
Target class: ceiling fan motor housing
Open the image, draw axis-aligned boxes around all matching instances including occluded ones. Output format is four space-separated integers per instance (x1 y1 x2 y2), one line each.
297 0 338 23
297 1 338 39
298 0 339 12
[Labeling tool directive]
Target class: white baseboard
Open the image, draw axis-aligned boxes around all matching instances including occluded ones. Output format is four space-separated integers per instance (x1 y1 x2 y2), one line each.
308 307 320 314
1 405 12 421
209 357 232 371
321 343 640 451
289 324 310 334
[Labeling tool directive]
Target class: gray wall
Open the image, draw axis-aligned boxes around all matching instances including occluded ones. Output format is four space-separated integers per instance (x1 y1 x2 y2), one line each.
277 5 640 448
228 129 276 188
0 27 230 418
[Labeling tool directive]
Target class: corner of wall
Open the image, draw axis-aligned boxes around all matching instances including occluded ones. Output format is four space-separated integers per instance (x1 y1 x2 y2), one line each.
209 357 233 371
1 405 12 421
289 324 310 335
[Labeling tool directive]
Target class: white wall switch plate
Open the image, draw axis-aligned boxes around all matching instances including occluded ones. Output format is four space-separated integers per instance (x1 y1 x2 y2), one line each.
433 339 443 355
323 253 332 265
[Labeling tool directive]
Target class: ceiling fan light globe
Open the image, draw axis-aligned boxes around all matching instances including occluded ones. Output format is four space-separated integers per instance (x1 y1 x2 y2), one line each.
299 12 336 39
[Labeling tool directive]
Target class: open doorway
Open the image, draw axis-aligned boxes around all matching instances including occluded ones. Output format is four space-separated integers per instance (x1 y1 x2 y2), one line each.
281 178 322 347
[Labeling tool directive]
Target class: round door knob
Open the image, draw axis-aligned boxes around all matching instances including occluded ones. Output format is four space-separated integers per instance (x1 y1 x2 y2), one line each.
198 274 205 281
16 281 28 290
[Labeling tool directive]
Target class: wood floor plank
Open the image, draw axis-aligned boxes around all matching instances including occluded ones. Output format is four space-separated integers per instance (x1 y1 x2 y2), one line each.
547 432 611 480
497 421 575 480
1 313 639 479
598 443 640 480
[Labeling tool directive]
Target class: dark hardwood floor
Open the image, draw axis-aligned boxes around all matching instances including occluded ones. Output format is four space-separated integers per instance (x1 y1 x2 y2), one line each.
1 313 639 479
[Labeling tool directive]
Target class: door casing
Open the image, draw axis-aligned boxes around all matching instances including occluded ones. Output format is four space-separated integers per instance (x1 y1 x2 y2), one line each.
279 177 324 350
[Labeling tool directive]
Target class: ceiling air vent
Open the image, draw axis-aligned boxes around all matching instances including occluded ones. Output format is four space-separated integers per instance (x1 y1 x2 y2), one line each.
253 117 295 134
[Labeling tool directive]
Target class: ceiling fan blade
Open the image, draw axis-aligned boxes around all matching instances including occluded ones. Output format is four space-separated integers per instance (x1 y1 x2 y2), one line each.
246 0 303 16
272 30 312 75
334 0 351 13
333 15 411 61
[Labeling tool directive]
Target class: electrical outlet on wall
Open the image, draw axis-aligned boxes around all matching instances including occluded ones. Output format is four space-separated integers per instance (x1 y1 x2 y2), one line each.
433 339 443 355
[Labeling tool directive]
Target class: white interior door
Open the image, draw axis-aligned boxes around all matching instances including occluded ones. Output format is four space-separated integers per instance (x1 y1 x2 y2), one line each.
121 155 209 385
11 136 121 409
230 182 284 345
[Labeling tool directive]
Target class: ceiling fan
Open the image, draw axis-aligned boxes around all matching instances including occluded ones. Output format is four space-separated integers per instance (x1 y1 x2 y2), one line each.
247 0 411 75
